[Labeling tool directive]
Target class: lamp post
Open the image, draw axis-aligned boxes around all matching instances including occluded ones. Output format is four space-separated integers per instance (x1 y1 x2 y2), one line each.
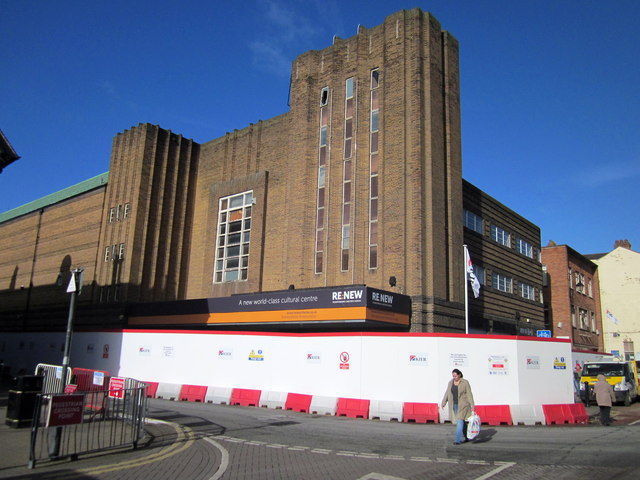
60 268 83 390
49 267 83 459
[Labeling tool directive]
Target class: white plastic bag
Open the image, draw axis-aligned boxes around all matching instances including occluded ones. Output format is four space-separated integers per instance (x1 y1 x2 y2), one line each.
466 411 481 440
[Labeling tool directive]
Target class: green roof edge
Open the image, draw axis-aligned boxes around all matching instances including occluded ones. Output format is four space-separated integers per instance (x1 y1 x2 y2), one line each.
0 172 109 223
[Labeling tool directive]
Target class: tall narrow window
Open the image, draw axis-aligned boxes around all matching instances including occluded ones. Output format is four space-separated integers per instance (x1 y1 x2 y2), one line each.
341 77 356 271
368 69 380 269
213 191 253 283
315 87 330 273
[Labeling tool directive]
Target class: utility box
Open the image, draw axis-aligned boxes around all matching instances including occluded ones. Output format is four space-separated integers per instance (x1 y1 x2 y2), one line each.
5 375 44 428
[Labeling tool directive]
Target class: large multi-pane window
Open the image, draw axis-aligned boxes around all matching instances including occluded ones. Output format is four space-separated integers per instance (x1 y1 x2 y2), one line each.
341 77 356 271
368 69 380 269
491 225 511 247
519 282 536 300
315 87 331 274
214 191 252 283
464 210 484 234
492 272 513 293
516 238 533 258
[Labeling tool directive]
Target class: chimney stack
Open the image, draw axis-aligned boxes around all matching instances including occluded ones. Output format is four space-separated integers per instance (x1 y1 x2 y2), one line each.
614 239 632 250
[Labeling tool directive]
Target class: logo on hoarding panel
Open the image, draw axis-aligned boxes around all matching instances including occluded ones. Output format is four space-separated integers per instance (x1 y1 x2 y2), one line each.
553 356 567 370
409 353 428 366
306 352 321 364
218 349 233 360
138 346 151 356
248 349 265 361
332 289 363 304
526 356 541 369
371 291 394 307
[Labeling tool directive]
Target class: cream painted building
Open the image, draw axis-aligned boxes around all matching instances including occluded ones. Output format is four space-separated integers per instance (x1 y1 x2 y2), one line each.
588 241 640 360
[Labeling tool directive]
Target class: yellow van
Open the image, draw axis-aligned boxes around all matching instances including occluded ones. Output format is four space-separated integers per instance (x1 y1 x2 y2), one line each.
580 361 639 406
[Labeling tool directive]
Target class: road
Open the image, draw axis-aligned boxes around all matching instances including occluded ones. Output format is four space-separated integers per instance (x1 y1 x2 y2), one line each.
144 398 640 480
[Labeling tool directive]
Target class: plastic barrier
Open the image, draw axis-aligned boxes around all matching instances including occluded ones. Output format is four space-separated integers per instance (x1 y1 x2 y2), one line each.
567 403 589 424
509 404 546 425
145 381 159 398
542 404 576 424
336 397 370 418
155 382 182 400
71 368 110 392
260 390 287 409
310 396 338 415
179 384 207 402
369 400 403 421
403 402 439 423
230 388 261 407
205 387 232 404
474 405 513 425
285 393 313 413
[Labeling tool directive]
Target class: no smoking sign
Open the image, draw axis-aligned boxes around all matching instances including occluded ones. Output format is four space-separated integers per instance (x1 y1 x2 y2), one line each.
340 351 350 370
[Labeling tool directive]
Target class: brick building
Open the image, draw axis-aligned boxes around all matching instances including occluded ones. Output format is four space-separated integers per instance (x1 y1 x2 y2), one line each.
0 9 544 335
541 242 603 351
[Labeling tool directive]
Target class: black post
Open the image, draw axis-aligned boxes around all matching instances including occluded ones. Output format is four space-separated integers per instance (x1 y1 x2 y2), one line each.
49 268 82 459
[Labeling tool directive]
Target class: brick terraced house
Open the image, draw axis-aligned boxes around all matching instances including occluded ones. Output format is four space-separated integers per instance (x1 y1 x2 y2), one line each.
0 9 544 335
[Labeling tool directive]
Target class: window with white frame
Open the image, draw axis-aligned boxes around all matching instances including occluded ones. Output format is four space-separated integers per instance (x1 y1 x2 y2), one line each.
492 272 513 293
579 308 589 330
519 282 536 300
516 238 533 258
491 225 511 247
588 279 593 297
214 191 253 283
571 305 576 327
464 210 483 234
575 272 586 294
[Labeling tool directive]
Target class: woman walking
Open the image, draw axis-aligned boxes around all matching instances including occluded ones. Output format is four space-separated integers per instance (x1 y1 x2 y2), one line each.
593 374 615 425
441 368 475 445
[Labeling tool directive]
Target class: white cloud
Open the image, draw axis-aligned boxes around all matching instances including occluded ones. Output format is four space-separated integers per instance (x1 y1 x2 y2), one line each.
249 1 321 76
574 160 640 187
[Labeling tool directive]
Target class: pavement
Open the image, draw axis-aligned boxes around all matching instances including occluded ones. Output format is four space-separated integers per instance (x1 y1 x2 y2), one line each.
0 375 619 480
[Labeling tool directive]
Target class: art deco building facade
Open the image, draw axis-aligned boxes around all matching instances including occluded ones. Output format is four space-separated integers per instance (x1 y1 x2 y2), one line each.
0 9 544 335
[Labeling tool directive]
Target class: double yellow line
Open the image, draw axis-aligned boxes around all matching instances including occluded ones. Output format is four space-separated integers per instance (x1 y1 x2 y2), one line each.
42 419 197 478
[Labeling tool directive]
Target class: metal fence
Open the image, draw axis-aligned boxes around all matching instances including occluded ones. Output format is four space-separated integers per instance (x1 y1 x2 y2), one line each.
28 378 148 468
34 363 73 394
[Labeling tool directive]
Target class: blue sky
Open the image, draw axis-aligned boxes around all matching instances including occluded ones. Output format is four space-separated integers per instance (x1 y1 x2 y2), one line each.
1 0 638 255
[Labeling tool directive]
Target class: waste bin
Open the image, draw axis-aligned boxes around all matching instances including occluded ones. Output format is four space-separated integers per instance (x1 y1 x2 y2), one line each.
5 375 44 428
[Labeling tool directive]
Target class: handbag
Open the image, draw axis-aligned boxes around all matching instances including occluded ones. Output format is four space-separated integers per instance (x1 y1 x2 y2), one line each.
466 411 481 440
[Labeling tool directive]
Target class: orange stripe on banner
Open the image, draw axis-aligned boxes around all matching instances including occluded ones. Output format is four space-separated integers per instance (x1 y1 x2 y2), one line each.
128 314 210 325
208 307 368 324
128 307 409 327
365 308 410 326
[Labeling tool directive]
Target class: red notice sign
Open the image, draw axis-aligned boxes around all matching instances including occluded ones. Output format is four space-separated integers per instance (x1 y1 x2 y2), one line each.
47 394 84 427
108 377 126 399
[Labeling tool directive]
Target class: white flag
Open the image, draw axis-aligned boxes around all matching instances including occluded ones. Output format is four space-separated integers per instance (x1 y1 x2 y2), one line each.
606 309 619 325
464 245 481 298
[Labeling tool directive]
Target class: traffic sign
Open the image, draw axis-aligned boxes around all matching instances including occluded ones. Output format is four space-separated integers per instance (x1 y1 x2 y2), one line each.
536 330 552 338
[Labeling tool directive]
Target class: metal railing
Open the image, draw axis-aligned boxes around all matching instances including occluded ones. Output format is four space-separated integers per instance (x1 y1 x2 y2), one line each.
28 379 148 468
34 363 73 394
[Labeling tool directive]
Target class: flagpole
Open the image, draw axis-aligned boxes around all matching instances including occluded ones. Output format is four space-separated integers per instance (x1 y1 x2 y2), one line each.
464 244 469 334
